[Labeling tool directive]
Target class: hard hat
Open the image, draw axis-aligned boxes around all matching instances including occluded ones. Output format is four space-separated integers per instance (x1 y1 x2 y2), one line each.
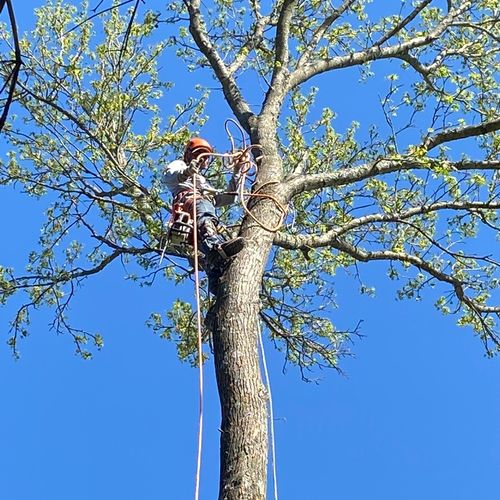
184 137 213 163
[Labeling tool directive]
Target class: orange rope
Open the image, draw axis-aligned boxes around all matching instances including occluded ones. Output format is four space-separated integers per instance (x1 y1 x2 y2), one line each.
191 174 205 500
225 146 288 233
238 176 287 232
196 126 288 234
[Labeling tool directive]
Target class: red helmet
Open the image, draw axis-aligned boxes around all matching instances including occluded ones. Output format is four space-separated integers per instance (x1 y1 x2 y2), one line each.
184 137 213 163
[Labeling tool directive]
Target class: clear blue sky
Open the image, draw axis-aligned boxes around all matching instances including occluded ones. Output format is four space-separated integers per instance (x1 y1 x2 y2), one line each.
1 2 499 499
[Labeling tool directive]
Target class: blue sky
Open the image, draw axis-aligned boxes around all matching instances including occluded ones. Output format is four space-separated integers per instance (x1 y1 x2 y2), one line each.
1 2 499 499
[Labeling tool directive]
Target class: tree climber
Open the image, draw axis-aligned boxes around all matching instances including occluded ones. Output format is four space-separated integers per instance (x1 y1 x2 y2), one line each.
163 137 245 288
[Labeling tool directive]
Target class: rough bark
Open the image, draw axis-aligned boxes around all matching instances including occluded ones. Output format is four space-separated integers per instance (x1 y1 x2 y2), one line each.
212 119 284 498
212 239 270 500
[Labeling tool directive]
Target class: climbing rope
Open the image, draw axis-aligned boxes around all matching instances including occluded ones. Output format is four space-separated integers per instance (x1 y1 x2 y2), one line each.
258 321 279 500
191 174 205 500
221 119 288 233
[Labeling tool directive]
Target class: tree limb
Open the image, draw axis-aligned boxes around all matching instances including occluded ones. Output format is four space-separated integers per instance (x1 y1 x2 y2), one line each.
261 0 297 116
274 201 500 250
272 0 296 72
283 157 500 199
184 0 254 130
296 0 356 69
423 118 500 151
228 14 271 75
287 2 472 90
374 0 434 48
0 0 21 133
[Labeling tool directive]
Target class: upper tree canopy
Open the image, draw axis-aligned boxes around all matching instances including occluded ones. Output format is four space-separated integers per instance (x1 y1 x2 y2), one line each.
0 0 498 372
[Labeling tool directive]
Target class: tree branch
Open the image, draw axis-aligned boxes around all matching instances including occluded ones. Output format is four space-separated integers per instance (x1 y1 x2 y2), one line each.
283 236 499 348
451 20 500 43
373 0 433 48
0 0 21 133
260 0 297 116
283 157 500 199
184 0 254 130
274 201 500 250
228 14 271 75
272 0 296 72
333 239 500 315
296 0 356 69
423 118 500 151
287 2 472 90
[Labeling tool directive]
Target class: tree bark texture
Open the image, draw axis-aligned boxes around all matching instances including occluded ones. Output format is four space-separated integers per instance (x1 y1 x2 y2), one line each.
212 170 284 499
213 237 271 500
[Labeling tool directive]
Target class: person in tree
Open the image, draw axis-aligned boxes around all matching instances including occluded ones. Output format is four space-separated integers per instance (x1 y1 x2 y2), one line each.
163 137 245 268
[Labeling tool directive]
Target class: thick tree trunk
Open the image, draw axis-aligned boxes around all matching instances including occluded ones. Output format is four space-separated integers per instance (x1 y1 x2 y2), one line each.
211 116 285 499
212 235 272 500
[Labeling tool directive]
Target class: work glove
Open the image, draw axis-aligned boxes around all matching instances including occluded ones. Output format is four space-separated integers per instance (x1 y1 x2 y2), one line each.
233 150 250 176
186 159 200 177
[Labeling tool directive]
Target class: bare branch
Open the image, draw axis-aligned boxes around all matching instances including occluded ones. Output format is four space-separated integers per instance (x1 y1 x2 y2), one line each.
287 2 472 90
423 118 500 151
184 0 254 130
274 201 500 250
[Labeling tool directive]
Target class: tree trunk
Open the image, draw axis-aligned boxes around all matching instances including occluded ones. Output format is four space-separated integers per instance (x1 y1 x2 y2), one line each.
211 115 284 498
212 235 272 500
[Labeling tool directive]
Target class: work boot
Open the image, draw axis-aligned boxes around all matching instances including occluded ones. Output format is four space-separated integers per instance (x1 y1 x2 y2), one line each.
206 237 245 270
218 237 245 258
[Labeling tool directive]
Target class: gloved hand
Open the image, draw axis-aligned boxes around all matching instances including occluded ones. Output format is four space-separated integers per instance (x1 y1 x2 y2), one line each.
186 159 200 177
233 150 249 176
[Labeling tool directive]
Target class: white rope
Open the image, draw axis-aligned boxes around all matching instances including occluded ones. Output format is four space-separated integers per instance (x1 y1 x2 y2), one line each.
192 175 205 500
258 322 279 500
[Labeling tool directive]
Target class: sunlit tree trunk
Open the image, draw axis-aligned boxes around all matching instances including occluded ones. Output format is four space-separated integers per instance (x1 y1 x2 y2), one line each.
212 242 270 499
212 122 284 497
